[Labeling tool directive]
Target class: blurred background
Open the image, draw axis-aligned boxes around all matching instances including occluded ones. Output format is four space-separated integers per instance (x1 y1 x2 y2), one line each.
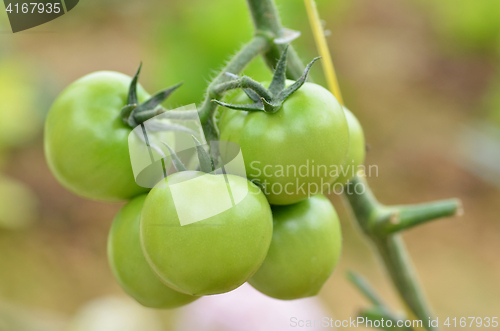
0 0 499 330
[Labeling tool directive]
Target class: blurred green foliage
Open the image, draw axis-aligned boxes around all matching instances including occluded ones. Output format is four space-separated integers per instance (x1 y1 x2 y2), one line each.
147 0 348 106
415 0 500 54
483 71 500 126
147 0 267 106
0 58 42 153
0 175 37 230
0 54 44 230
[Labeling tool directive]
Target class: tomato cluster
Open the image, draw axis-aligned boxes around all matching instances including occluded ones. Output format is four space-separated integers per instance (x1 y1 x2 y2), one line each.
44 50 366 308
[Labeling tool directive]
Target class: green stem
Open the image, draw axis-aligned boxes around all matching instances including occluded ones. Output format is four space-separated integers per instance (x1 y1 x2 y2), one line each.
347 271 387 307
246 0 305 80
133 107 165 124
198 0 308 143
361 307 413 331
344 176 461 331
373 235 435 330
246 0 282 35
200 2 462 330
212 76 272 100
198 36 270 142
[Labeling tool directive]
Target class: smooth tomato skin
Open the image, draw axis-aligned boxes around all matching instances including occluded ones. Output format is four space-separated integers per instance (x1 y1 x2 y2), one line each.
140 171 273 296
248 194 342 300
219 81 349 205
107 194 198 309
335 108 366 185
44 71 149 202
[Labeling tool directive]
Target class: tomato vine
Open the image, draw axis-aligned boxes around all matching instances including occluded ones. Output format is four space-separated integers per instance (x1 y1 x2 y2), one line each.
196 0 463 330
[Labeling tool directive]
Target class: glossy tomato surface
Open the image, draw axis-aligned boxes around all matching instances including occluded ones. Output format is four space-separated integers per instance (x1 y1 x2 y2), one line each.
249 194 342 300
45 71 149 202
219 81 349 205
140 171 273 296
335 108 365 185
108 194 198 308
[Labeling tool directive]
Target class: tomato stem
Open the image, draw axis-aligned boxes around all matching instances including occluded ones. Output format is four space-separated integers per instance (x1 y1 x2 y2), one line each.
207 2 462 330
343 175 461 331
245 1 458 328
198 35 270 142
347 271 388 307
361 306 413 331
246 0 305 80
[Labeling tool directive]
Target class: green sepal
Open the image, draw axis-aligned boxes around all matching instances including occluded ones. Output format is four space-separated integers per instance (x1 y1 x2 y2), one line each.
212 99 266 112
191 135 214 173
267 45 288 95
212 47 321 114
120 104 137 126
120 63 183 127
261 98 281 113
127 62 142 105
276 56 320 101
250 179 265 191
128 82 183 127
161 141 187 172
136 83 183 114
243 88 262 103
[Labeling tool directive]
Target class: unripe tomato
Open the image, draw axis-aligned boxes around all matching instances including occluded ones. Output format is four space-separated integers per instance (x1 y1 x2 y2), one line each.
249 194 342 300
140 171 273 296
44 72 149 202
107 194 198 309
219 81 349 205
335 108 365 185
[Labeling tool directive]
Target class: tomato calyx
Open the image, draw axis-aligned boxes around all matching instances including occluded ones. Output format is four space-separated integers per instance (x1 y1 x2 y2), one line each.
162 136 215 173
120 63 183 127
211 46 320 113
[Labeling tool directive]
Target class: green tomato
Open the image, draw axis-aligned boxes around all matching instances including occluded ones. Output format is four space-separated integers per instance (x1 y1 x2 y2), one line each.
335 108 365 185
44 71 149 202
140 171 273 296
249 194 342 300
108 194 198 309
219 81 349 205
